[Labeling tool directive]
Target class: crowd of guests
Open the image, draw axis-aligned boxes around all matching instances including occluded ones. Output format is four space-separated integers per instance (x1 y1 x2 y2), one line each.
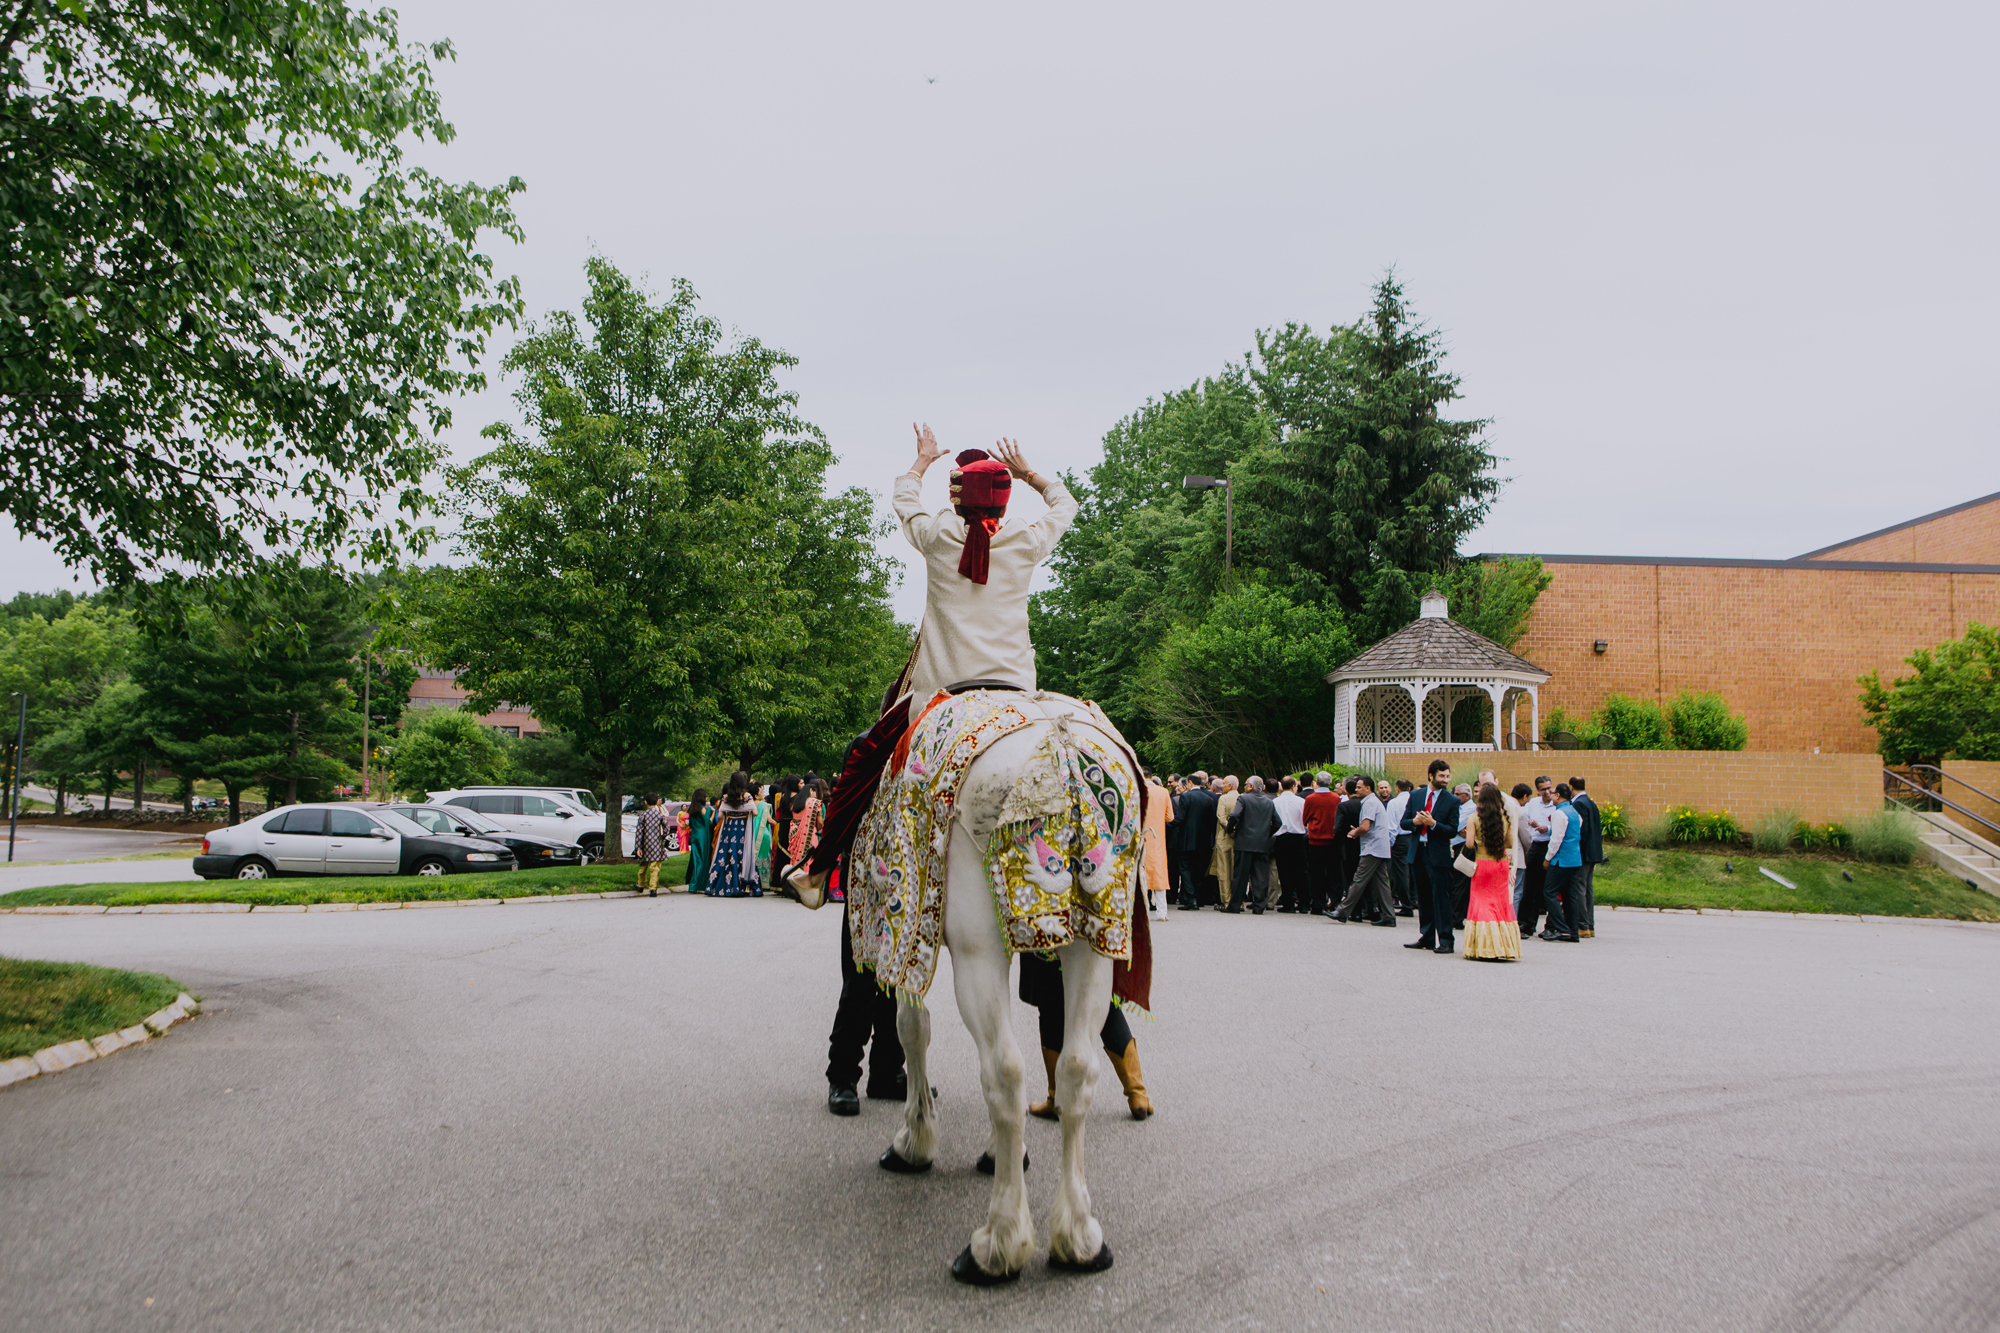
1154 763 1608 961
629 771 832 898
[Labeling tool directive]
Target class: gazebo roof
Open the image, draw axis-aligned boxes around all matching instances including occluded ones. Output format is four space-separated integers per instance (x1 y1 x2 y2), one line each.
1327 614 1550 684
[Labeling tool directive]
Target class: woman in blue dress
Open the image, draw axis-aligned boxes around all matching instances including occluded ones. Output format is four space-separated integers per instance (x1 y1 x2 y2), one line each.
705 772 764 897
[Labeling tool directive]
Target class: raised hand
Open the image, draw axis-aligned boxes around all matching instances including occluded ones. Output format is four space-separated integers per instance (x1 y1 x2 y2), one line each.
993 438 1033 481
910 422 946 475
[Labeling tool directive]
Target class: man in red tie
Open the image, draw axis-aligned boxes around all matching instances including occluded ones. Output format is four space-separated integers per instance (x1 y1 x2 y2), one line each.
1400 759 1463 954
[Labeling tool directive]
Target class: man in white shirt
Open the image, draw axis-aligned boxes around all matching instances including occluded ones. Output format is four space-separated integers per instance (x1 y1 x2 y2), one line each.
1517 775 1557 937
1272 777 1309 912
1329 778 1398 925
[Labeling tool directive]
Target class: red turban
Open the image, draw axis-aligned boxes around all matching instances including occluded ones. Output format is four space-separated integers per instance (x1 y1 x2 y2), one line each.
953 449 1012 584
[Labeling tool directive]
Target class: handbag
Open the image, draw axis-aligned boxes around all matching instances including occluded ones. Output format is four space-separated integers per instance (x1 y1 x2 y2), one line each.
1452 850 1477 878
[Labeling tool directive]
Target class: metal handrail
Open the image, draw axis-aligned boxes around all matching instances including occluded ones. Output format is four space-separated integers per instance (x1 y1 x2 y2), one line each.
1882 768 2000 846
1907 763 2000 810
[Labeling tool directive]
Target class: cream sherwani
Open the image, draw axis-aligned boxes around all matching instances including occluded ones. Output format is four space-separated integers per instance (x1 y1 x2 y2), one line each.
893 471 1078 702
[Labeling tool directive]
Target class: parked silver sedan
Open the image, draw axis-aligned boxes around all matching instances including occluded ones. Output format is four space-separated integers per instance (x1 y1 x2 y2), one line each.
194 804 518 879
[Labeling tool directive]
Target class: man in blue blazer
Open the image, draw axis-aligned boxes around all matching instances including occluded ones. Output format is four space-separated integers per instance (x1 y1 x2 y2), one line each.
1400 758 1463 954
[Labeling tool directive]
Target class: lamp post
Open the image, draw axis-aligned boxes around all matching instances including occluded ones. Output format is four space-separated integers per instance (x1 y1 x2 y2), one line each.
1182 474 1232 582
8 691 25 863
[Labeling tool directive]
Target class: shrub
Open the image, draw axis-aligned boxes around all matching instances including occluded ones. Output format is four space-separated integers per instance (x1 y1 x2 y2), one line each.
1597 801 1629 841
1595 695 1673 750
1850 807 1922 864
1666 804 1741 845
1634 813 1676 848
1821 821 1851 850
1666 691 1751 750
1752 808 1800 854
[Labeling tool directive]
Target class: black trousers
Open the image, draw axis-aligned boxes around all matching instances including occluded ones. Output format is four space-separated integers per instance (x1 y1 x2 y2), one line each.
1233 850 1272 909
1520 841 1550 935
826 901 904 1089
1273 833 1309 910
1021 952 1132 1055
1179 850 1212 907
1165 847 1182 903
1542 863 1577 937
1389 835 1414 911
1305 842 1340 915
1413 851 1454 947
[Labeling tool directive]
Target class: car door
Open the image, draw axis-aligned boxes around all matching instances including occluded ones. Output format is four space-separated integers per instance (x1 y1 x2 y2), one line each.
266 808 329 873
467 794 527 832
518 794 581 841
325 808 400 875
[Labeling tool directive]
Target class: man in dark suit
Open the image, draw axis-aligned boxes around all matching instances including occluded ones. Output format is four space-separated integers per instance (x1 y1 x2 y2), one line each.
1164 775 1186 910
1569 775 1605 939
1227 776 1280 914
1400 758 1463 955
1177 772 1218 910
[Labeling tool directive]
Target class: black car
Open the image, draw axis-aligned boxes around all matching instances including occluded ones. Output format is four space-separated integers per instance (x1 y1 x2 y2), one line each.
193 803 518 879
383 803 587 869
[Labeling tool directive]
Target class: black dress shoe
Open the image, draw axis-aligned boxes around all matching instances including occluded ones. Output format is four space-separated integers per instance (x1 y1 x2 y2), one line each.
1371 915 1398 927
1404 937 1435 950
1396 908 1414 917
1224 906 1242 914
1250 905 1264 915
1555 933 1580 942
1433 941 1455 954
828 1084 859 1116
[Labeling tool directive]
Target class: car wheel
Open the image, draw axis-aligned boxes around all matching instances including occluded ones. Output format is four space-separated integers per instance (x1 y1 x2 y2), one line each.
579 840 602 866
414 859 450 877
235 857 274 880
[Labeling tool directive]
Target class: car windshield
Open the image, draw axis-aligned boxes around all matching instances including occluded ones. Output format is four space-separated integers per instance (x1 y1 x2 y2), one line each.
418 804 503 834
371 809 434 838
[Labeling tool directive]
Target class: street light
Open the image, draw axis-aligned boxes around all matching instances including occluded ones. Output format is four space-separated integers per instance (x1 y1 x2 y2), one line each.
1183 474 1232 582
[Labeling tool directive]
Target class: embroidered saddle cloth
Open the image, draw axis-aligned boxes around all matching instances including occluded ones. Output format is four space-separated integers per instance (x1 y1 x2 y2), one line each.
851 689 1143 1005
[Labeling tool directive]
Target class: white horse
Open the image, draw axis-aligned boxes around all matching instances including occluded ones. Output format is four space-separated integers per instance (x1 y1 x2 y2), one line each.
796 691 1142 1285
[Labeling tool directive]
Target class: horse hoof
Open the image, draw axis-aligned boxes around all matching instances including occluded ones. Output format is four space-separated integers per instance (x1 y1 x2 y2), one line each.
878 1146 932 1174
950 1245 1021 1286
974 1151 1029 1175
1048 1242 1114 1273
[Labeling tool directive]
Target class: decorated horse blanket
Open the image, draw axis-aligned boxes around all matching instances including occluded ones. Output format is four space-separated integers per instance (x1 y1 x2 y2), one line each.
850 688 1145 1008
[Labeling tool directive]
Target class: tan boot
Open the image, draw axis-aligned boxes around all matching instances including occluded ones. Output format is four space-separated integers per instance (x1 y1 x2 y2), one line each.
1028 1046 1060 1120
1107 1039 1153 1120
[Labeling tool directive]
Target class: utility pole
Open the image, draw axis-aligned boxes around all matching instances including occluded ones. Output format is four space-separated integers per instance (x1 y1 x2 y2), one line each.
8 692 25 863
361 648 372 799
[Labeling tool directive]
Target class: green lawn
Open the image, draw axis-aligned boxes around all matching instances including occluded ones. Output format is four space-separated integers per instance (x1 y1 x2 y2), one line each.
0 854 692 909
0 957 188 1059
1595 848 2000 921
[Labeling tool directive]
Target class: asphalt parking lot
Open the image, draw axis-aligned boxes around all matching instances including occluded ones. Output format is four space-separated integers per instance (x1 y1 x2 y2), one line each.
2 898 1995 1331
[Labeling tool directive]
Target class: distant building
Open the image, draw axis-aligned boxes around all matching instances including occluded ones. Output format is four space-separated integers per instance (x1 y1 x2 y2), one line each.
405 669 545 738
1495 491 2000 753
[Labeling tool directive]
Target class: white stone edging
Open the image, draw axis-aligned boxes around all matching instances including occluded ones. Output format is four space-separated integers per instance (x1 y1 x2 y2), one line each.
0 992 200 1091
0 890 648 916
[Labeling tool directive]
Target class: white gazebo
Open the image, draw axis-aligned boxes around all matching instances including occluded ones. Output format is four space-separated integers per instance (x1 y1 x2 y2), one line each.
1326 589 1551 773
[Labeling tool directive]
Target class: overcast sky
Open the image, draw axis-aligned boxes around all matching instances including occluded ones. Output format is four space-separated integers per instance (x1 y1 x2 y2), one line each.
12 0 1996 620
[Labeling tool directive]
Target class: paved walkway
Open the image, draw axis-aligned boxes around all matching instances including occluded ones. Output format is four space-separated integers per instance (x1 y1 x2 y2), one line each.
1 901 1995 1331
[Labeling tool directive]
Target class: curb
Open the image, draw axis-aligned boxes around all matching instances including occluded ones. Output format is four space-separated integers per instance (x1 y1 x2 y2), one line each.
0 890 653 916
1600 905 2000 931
0 992 200 1091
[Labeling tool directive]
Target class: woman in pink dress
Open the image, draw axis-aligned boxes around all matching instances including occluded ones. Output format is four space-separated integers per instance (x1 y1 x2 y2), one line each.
1463 782 1521 961
786 777 827 870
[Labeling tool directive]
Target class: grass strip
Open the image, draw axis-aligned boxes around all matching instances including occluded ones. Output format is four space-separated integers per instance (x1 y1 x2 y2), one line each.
1595 848 2000 921
0 854 692 909
0 956 187 1059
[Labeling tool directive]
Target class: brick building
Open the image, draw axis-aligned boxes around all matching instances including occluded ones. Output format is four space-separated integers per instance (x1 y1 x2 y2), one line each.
405 669 545 738
1500 491 2000 754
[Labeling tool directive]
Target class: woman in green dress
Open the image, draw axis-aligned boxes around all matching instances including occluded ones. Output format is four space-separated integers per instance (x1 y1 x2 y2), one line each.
684 789 715 895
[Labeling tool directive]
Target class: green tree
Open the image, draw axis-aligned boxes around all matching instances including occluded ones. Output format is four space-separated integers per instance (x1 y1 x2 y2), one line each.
1860 624 2000 766
1235 275 1500 642
1136 584 1355 775
131 571 364 822
0 600 133 812
386 709 509 797
1435 557 1552 650
1666 691 1750 751
1 1 523 583
406 259 849 859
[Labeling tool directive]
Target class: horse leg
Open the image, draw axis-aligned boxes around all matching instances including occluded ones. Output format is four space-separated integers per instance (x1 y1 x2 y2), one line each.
1047 941 1115 1269
939 821 1034 1280
884 998 936 1170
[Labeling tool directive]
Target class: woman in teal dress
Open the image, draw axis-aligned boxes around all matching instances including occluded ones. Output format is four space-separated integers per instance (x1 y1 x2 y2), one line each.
684 789 715 895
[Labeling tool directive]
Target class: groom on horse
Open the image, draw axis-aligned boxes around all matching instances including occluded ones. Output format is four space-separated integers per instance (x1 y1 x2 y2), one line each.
789 425 1076 907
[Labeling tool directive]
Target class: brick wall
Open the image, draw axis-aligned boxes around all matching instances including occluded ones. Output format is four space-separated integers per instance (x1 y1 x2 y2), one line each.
1805 494 2000 564
1940 760 2000 831
1375 749 1885 824
1513 562 2000 753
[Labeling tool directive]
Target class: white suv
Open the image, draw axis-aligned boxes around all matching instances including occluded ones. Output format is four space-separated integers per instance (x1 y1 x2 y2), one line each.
426 787 635 859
